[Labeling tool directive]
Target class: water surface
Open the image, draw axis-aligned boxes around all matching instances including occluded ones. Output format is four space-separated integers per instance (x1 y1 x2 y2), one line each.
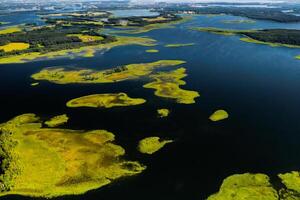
1 13 300 200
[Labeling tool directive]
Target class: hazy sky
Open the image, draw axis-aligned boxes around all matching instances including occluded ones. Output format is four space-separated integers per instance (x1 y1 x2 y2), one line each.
130 0 297 3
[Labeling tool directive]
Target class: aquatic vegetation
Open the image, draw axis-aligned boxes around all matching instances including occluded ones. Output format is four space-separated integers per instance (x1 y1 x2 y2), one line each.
143 68 200 104
209 110 229 122
30 82 39 86
190 27 254 36
67 34 104 42
67 93 146 108
0 113 145 198
279 171 300 193
157 109 170 118
221 19 256 24
0 42 30 52
31 60 185 84
192 27 300 48
146 49 159 53
45 114 69 127
59 21 104 26
0 26 22 35
240 37 300 48
165 43 195 48
0 22 9 26
112 16 192 34
207 173 279 200
0 36 156 64
138 137 173 154
296 55 300 60
142 16 168 23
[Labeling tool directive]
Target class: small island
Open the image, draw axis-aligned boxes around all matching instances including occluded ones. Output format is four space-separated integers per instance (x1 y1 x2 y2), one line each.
207 173 278 200
143 68 200 104
45 114 69 127
165 43 195 48
66 93 146 108
138 137 173 154
157 108 170 118
192 27 300 48
208 172 300 200
146 49 159 53
31 60 186 84
209 110 229 122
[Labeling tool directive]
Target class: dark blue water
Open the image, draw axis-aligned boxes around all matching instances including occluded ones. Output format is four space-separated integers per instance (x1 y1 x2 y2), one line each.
1 14 300 200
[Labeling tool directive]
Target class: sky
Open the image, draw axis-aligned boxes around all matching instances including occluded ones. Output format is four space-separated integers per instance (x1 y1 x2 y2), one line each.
130 0 298 3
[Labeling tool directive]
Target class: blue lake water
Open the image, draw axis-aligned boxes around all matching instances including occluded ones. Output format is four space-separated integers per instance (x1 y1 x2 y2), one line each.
0 13 300 200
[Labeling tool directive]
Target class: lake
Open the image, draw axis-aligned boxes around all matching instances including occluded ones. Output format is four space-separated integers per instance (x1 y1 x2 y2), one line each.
1 12 300 200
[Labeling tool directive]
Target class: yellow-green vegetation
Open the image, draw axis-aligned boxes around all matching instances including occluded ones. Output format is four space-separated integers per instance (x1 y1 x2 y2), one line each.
67 34 104 42
0 42 30 52
66 93 146 108
165 43 195 48
221 19 256 24
138 137 173 154
30 82 39 86
62 21 103 26
143 68 200 104
142 16 168 23
31 60 185 84
0 26 22 35
113 16 192 34
209 110 229 122
240 37 300 48
207 173 279 200
0 113 145 198
0 36 156 64
192 27 300 48
191 27 254 36
44 114 69 127
279 171 300 193
296 55 300 60
157 108 170 118
146 49 159 53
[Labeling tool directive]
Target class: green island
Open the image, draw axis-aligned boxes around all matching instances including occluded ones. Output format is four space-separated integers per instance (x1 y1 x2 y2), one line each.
165 43 195 48
207 173 279 200
66 93 146 108
143 68 200 104
0 11 193 64
221 19 256 24
0 24 156 64
45 114 69 127
138 137 173 154
209 110 229 122
166 6 300 23
191 27 300 48
31 60 185 84
207 172 300 200
146 49 159 53
296 55 300 60
41 11 189 35
157 108 170 118
109 16 192 35
0 114 145 198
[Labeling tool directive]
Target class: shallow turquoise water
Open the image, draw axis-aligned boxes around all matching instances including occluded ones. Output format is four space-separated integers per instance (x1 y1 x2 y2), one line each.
0 13 300 200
